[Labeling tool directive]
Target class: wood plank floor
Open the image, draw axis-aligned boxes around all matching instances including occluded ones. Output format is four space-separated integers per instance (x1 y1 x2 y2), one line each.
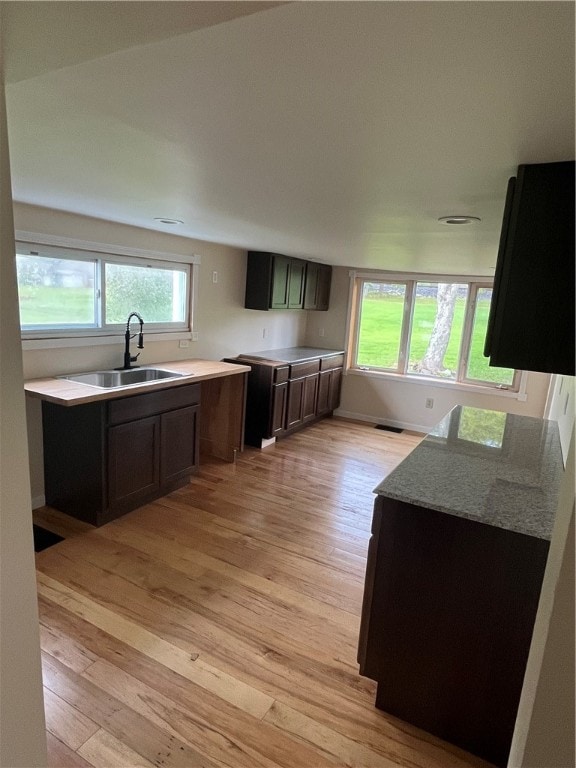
34 417 494 768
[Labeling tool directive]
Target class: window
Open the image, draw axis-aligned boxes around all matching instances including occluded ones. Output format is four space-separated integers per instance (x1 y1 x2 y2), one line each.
350 275 520 391
16 241 191 337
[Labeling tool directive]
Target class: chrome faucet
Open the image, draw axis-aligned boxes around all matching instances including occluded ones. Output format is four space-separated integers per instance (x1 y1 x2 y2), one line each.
116 312 144 370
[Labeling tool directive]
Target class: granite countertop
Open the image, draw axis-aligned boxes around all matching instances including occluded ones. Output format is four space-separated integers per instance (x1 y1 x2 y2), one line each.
237 346 344 364
24 359 250 406
374 405 563 540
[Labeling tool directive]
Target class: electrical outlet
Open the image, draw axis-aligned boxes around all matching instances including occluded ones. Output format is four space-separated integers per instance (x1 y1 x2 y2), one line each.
191 332 199 342
212 271 218 284
179 339 190 349
262 328 267 339
319 328 325 337
425 397 434 409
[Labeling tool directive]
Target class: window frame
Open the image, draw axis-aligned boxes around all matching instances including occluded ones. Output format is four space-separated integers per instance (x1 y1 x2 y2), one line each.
16 234 197 342
347 272 522 394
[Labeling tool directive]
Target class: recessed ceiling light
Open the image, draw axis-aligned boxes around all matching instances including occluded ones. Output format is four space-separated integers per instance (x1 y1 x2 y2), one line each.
154 217 184 225
438 216 481 225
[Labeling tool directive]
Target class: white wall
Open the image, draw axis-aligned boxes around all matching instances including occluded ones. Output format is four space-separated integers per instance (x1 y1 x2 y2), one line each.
0 32 47 768
16 203 308 503
545 374 574 463
508 428 574 768
306 267 551 431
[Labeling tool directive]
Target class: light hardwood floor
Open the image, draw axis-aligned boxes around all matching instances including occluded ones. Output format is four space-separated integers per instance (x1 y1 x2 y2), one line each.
34 417 493 768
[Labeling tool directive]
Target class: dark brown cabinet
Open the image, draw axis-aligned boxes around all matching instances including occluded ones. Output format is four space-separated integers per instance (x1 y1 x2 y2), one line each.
271 381 288 436
288 259 306 308
359 495 549 767
43 383 200 525
245 251 331 311
485 160 575 375
224 351 343 446
108 415 161 514
160 404 199 486
270 254 291 309
304 262 332 311
317 358 342 415
302 373 319 422
286 376 306 429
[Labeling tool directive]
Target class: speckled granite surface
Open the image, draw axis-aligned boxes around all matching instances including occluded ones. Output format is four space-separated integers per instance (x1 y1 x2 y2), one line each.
374 405 563 540
239 347 344 363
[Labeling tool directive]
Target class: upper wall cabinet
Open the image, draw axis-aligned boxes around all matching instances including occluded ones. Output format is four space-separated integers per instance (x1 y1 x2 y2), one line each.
484 161 575 376
245 251 332 311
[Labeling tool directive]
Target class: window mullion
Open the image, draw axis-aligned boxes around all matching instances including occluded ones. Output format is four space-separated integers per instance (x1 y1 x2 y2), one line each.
457 282 478 382
398 280 414 374
95 259 104 328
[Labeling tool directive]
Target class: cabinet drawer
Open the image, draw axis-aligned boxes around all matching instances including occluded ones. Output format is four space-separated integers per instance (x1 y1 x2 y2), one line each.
274 366 290 384
108 383 201 425
320 354 344 370
289 360 320 378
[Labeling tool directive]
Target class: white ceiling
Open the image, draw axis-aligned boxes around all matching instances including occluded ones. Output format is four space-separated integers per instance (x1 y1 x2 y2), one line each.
3 1 575 274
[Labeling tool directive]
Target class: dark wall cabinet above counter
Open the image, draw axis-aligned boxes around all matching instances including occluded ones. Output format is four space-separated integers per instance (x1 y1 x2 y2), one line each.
244 251 332 311
484 160 575 376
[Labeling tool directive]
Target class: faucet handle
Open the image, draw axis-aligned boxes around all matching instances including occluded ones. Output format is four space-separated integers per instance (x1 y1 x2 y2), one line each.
130 352 140 363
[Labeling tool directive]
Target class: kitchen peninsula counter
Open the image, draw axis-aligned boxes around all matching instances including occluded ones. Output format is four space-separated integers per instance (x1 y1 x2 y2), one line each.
359 406 564 767
374 405 563 539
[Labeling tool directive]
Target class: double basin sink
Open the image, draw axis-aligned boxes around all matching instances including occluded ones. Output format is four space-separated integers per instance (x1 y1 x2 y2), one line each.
58 367 187 390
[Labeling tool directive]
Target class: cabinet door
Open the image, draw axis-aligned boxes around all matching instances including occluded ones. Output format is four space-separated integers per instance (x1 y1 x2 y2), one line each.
316 370 331 414
271 382 288 435
302 374 319 422
108 415 161 512
286 377 305 429
328 367 342 411
303 262 319 309
160 404 199 486
304 263 332 310
288 259 306 308
316 264 332 311
270 255 291 309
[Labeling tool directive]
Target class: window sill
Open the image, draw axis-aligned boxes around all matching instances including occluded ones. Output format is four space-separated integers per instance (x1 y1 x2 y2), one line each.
347 367 528 401
22 331 192 351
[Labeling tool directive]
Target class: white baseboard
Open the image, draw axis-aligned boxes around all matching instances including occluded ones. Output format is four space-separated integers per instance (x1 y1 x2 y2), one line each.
31 495 46 510
333 408 428 435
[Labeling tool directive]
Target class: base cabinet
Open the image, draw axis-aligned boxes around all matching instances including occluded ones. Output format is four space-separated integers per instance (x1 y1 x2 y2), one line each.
43 383 200 526
359 495 549 767
225 352 343 446
317 366 342 415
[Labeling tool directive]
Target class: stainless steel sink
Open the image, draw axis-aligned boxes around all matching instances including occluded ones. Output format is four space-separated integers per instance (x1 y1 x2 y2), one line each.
58 367 186 389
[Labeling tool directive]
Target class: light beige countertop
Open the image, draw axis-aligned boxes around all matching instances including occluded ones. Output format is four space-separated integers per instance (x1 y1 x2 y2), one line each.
24 359 251 407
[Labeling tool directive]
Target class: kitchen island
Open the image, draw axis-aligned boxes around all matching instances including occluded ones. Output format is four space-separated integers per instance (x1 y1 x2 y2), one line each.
25 359 250 525
358 405 563 767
